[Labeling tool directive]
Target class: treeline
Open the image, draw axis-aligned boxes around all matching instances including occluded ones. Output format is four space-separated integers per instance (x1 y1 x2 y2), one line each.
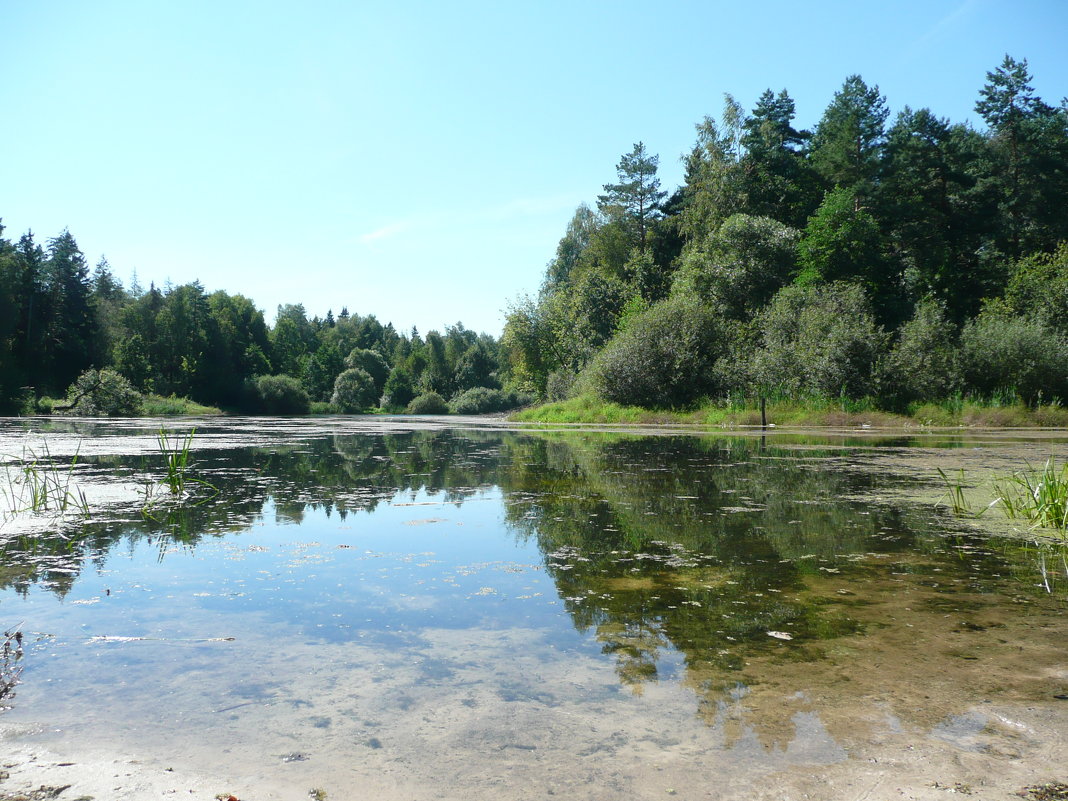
503 56 1068 412
0 228 515 415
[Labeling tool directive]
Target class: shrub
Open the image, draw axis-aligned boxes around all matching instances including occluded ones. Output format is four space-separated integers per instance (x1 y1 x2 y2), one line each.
56 369 143 416
878 299 961 410
382 366 416 409
589 295 726 409
331 368 378 413
448 387 533 415
406 391 449 415
344 349 390 393
247 374 311 415
752 282 886 400
960 312 1068 404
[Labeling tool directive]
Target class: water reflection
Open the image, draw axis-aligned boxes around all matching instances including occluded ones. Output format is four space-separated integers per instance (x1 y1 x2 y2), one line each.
1 421 1067 760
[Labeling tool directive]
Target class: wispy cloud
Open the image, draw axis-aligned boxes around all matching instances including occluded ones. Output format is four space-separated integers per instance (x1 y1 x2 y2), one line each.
902 0 986 65
358 221 410 244
356 193 581 247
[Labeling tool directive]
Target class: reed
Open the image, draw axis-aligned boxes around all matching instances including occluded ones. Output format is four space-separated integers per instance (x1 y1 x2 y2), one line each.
993 457 1068 531
1 444 89 519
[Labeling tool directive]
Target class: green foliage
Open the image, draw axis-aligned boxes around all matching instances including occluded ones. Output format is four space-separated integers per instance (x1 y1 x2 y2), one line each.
344 348 390 393
331 368 378 413
809 74 888 198
960 311 1068 404
448 387 532 415
247 374 311 415
878 299 961 410
405 391 448 415
796 188 887 289
597 142 666 253
994 458 1068 531
1002 243 1068 332
382 366 416 409
140 394 222 416
753 282 886 399
58 368 143 417
673 214 800 318
589 296 726 409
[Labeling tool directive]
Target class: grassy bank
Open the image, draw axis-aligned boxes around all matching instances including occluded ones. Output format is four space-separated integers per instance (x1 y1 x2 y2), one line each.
511 395 1068 428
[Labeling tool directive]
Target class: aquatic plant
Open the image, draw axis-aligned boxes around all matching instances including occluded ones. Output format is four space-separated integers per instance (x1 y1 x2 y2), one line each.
935 467 978 517
1 444 89 519
141 428 217 514
993 457 1068 531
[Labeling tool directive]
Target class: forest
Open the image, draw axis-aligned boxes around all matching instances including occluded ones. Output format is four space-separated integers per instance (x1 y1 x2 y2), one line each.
0 231 516 416
503 55 1068 419
1 55 1067 419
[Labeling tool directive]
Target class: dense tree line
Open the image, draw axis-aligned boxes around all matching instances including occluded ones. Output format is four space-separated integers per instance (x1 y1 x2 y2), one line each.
503 56 1068 411
0 226 511 415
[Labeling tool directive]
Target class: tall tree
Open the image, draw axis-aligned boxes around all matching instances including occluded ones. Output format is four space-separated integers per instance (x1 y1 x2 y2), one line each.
974 55 1068 258
740 89 819 227
810 75 889 202
597 142 667 254
45 230 97 393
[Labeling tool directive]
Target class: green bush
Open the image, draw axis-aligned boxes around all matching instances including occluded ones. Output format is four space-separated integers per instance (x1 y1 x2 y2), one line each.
382 366 416 409
960 312 1068 404
878 299 961 410
344 349 390 394
752 282 886 400
331 368 378 413
56 369 143 416
589 295 726 409
406 391 449 415
448 387 533 415
247 374 311 415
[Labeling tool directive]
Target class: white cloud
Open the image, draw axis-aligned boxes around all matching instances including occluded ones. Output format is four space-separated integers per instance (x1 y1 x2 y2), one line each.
358 221 410 244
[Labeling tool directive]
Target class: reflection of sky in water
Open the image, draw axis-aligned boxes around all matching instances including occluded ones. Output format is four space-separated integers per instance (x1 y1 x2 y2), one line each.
2 422 1068 799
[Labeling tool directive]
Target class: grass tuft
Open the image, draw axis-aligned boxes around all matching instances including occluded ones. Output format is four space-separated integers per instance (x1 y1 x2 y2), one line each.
993 457 1068 531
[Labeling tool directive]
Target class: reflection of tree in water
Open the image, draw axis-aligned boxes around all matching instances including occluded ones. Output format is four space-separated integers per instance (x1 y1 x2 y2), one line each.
496 432 1063 704
0 428 508 597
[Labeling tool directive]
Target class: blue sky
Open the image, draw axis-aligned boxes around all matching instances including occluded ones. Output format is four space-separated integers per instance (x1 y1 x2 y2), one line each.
2 0 1066 336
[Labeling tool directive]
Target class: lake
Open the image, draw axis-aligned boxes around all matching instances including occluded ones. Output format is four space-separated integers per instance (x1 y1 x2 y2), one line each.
1 417 1066 800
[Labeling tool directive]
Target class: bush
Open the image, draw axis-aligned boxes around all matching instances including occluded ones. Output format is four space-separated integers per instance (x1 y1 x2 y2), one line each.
247 374 311 415
344 349 390 393
960 312 1068 404
752 282 886 400
589 295 726 409
878 299 961 410
406 391 449 415
331 368 378 413
448 387 533 415
382 366 416 409
56 369 143 416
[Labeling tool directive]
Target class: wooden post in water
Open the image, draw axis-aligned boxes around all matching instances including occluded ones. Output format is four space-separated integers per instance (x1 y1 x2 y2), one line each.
760 396 767 428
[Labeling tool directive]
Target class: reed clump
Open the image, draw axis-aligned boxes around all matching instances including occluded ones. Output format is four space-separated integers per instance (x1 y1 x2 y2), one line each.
993 457 1068 531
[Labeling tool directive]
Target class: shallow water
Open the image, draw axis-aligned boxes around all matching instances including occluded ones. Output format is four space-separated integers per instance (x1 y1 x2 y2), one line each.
1 417 1067 799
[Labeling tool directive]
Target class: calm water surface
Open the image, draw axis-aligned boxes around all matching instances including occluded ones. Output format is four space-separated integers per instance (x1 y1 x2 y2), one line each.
0 417 1066 799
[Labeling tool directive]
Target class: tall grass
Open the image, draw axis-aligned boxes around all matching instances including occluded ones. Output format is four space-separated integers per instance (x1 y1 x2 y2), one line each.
1 444 89 519
993 458 1068 531
142 428 217 514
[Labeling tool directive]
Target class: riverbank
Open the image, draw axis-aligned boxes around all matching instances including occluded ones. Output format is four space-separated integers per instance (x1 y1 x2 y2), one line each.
511 395 1068 429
